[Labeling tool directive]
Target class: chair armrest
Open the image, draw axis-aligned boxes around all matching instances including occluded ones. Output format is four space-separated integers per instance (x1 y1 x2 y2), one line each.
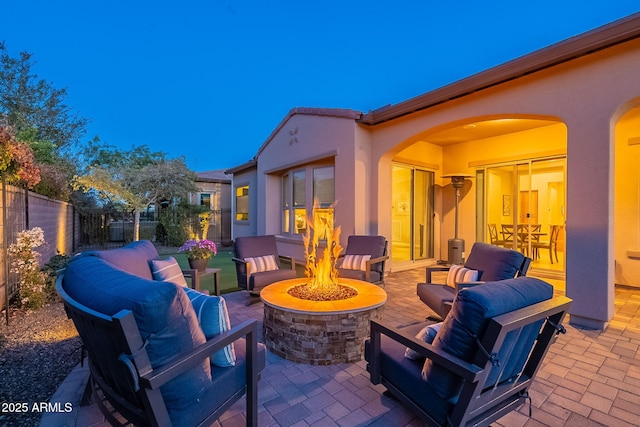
367 255 389 266
231 257 247 266
278 255 296 270
454 281 485 293
426 265 450 283
364 255 389 282
140 319 258 390
368 320 481 384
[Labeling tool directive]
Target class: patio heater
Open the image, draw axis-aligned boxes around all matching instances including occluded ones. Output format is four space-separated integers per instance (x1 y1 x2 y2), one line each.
442 173 472 265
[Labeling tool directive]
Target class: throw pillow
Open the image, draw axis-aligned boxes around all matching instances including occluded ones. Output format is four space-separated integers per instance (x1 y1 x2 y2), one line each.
445 265 479 287
150 257 188 287
183 287 236 367
342 254 371 271
244 255 278 274
404 322 443 360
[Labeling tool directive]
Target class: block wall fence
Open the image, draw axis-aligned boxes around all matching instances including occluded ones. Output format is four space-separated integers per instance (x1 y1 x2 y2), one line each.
0 184 79 313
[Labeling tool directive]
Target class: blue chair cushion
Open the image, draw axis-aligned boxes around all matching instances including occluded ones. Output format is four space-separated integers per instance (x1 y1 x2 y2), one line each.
365 334 452 425
62 255 212 418
337 268 382 283
463 242 525 281
86 240 159 280
249 268 297 290
422 276 553 401
173 338 267 426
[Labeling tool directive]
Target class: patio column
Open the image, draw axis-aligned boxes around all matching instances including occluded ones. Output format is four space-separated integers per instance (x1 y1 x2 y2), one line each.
565 115 614 330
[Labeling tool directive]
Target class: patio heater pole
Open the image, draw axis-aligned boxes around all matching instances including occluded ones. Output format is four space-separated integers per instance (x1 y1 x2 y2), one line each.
442 174 472 265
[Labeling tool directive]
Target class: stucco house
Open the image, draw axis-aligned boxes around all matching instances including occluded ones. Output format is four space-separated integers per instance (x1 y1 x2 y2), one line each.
190 169 232 242
227 12 640 330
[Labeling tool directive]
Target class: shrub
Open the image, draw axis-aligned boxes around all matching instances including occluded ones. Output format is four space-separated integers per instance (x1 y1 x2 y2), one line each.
42 253 72 301
9 227 48 310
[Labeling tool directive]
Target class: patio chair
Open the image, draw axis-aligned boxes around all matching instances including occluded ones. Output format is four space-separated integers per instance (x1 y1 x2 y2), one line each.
232 235 297 303
366 276 572 426
417 242 531 319
337 235 389 285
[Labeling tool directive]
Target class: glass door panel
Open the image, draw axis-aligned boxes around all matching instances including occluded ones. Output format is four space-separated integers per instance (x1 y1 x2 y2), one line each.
485 165 517 249
391 164 434 264
414 169 434 260
392 165 412 263
483 158 565 275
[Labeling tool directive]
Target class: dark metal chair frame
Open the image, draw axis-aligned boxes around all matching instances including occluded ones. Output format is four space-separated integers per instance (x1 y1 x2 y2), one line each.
367 295 572 426
57 276 260 427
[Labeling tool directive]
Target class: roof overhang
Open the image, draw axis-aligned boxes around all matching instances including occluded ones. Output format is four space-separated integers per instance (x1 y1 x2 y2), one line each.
359 12 640 126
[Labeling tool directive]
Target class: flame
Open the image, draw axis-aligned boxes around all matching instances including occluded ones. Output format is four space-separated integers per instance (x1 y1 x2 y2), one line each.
303 203 342 292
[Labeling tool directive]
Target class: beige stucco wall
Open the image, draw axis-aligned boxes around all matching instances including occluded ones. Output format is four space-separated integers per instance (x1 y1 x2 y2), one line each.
365 39 640 329
255 112 363 260
236 35 640 330
231 168 258 239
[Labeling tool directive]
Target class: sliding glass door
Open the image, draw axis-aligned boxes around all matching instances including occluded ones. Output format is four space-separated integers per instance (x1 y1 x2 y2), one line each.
391 164 434 265
483 158 566 275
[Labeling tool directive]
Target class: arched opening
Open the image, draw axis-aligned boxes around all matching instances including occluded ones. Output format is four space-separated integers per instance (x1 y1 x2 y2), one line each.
614 104 640 287
389 116 567 278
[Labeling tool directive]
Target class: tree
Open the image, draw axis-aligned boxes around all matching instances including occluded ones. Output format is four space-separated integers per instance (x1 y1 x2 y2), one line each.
0 124 40 188
74 143 199 241
0 41 88 149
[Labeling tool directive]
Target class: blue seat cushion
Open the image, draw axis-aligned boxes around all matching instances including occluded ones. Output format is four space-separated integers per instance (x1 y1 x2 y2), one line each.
416 283 455 315
249 268 297 290
62 255 212 417
173 338 266 426
422 276 553 401
365 334 451 425
337 268 382 283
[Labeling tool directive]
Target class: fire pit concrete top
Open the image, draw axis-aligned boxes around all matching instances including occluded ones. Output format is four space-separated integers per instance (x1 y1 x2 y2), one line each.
260 277 387 315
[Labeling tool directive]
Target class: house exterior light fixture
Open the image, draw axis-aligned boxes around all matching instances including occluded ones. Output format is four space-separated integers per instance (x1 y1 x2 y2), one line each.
442 173 473 265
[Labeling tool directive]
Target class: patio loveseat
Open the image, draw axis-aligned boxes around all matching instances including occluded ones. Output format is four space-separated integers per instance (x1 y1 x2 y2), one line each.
57 241 265 426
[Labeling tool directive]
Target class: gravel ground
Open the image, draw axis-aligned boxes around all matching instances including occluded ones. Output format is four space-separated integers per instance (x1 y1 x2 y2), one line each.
0 302 82 427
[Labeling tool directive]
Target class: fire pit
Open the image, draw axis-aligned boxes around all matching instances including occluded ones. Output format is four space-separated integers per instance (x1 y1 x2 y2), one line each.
261 278 386 364
261 203 387 365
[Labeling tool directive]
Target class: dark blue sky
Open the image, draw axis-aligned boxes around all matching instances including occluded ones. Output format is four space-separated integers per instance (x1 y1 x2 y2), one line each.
2 1 639 171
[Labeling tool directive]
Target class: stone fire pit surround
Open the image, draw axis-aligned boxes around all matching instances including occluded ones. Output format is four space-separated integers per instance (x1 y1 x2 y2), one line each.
261 278 387 365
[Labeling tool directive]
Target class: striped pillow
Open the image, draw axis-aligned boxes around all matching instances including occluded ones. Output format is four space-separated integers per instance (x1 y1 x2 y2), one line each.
149 257 188 287
342 254 371 271
244 255 278 274
183 287 236 367
446 265 479 287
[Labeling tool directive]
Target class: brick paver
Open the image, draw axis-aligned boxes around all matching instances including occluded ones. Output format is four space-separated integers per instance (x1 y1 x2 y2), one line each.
41 269 640 426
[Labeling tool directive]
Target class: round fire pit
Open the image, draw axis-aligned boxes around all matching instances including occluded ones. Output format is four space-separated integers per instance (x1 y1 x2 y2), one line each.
261 278 387 365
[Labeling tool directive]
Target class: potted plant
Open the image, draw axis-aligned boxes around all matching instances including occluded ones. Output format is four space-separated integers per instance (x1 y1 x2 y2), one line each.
178 239 217 271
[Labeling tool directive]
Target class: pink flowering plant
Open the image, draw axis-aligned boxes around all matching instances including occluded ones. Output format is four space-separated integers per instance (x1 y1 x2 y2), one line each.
9 227 48 310
178 239 217 260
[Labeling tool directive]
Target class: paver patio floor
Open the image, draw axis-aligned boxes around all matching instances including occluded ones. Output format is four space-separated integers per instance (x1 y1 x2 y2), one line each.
42 268 640 426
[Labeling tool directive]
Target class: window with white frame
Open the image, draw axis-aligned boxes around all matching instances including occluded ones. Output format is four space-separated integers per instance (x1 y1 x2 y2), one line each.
282 165 334 236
